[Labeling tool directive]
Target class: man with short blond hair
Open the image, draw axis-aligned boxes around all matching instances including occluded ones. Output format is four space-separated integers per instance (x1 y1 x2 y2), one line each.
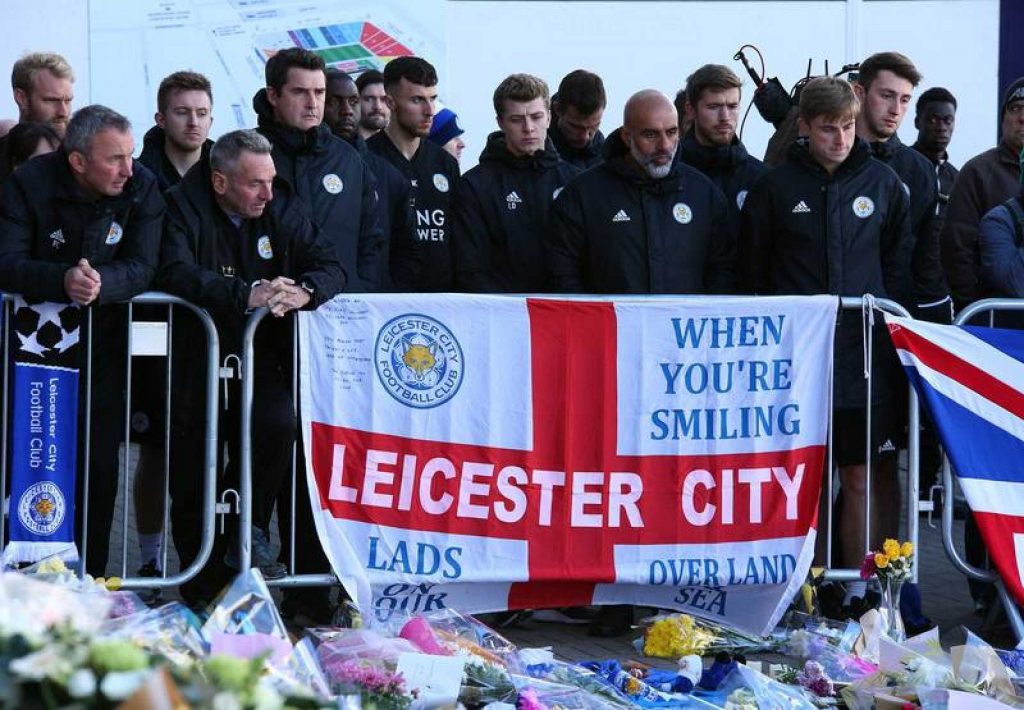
739 76 913 616
454 73 579 291
0 52 75 183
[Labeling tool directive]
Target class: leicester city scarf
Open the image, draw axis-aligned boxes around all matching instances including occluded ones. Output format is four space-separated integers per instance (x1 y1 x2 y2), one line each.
3 297 81 563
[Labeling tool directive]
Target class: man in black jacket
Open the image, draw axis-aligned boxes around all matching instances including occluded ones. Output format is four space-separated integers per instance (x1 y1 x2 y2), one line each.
547 89 733 295
158 129 344 605
739 77 912 614
912 88 959 231
325 68 415 291
549 70 607 170
254 48 385 292
678 64 766 225
368 57 459 292
854 53 949 323
133 70 216 589
0 104 164 576
138 71 214 191
454 73 579 292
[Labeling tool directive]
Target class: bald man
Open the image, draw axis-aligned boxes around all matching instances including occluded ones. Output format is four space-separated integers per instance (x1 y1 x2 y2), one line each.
546 89 734 295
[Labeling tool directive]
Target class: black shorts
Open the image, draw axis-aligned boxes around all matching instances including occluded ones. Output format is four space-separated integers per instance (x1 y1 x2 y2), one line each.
832 405 901 467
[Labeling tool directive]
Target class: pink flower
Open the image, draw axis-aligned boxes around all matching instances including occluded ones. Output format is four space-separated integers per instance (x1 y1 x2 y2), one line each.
860 554 876 580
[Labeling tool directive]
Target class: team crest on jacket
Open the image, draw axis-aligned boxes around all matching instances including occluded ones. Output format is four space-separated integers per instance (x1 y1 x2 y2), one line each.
105 221 123 245
257 236 274 260
17 481 65 535
375 313 464 409
672 203 693 224
322 173 344 194
852 196 875 219
736 190 748 211
433 173 450 192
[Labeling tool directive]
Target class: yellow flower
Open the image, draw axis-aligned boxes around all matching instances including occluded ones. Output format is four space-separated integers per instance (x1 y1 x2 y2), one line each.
875 553 890 569
882 539 901 558
901 541 914 557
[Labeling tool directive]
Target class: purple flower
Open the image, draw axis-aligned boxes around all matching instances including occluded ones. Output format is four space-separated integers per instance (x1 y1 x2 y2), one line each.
797 661 834 697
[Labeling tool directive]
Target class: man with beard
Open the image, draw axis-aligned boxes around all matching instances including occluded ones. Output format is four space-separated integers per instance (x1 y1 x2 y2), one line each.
454 73 579 292
356 69 389 140
547 90 732 295
368 56 460 292
855 52 950 324
549 69 606 170
739 76 913 620
0 52 74 184
324 68 414 290
678 64 766 227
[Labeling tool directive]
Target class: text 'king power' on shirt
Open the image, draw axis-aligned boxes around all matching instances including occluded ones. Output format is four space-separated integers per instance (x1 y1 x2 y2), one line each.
368 131 460 292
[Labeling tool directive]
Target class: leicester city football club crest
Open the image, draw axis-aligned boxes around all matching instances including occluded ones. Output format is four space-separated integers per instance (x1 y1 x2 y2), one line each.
852 196 875 219
105 221 123 245
432 173 449 193
17 481 65 536
672 202 693 224
257 235 274 260
322 173 344 194
375 313 464 409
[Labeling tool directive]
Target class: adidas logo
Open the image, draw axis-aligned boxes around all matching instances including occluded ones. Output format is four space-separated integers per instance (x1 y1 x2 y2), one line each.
49 229 65 248
612 209 631 222
878 439 896 453
791 201 811 214
506 191 523 210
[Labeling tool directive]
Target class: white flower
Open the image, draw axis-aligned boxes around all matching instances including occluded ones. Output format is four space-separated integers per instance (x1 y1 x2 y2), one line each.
99 670 149 700
211 691 244 710
9 645 72 681
67 669 98 698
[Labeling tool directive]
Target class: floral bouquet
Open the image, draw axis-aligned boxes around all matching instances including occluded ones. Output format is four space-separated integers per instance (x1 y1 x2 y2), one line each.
860 539 914 583
321 658 413 710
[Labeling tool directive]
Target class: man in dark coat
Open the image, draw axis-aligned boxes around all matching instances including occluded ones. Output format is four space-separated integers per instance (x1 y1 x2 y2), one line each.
549 69 607 170
547 89 733 295
158 128 344 606
454 73 579 292
0 105 164 576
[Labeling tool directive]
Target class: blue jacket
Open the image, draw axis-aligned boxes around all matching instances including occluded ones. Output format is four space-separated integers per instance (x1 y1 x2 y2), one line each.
980 196 1024 297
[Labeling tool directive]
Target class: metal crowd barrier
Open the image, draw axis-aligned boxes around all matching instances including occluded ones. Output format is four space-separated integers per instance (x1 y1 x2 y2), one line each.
941 298 1024 643
0 292 221 591
238 295 921 594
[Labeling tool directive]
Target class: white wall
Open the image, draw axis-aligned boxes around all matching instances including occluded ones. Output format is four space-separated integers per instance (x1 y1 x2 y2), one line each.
0 0 1000 168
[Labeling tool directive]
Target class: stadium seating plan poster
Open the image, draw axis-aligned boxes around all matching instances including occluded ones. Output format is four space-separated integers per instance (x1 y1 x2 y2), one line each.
88 0 444 144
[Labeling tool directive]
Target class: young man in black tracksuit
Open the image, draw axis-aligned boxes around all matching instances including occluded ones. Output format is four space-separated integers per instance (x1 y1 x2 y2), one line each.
368 56 460 292
254 48 385 292
454 73 579 292
739 77 913 617
678 64 766 229
855 52 951 324
547 89 733 295
548 70 607 171
324 68 415 290
158 129 344 606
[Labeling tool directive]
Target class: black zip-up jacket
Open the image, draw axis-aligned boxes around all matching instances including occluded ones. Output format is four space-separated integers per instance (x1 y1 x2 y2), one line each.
679 129 767 218
454 132 580 292
253 89 384 292
158 159 344 365
0 149 164 304
869 134 950 322
344 132 417 291
548 119 605 171
547 129 733 294
738 138 913 408
138 125 213 192
367 130 460 292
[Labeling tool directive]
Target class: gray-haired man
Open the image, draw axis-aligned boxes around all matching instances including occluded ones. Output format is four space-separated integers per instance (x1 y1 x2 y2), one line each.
0 104 165 576
158 129 344 605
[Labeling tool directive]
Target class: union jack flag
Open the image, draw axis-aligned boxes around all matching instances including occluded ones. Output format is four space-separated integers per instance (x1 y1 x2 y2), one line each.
886 315 1024 604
